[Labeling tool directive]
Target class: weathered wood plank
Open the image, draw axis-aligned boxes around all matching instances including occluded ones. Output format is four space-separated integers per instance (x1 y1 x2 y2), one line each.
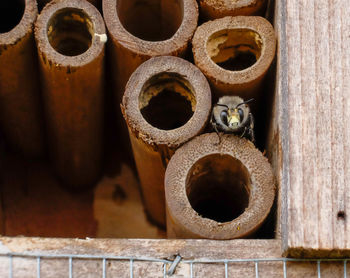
280 0 350 257
0 237 349 277
0 238 281 277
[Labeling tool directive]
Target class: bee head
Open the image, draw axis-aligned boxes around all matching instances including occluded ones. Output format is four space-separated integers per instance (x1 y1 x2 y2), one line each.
227 108 243 129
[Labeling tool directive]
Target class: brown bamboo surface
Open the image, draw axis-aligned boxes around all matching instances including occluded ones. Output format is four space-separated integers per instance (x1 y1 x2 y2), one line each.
122 56 212 227
103 0 198 104
192 16 276 103
165 133 275 239
0 0 45 157
35 0 106 188
199 0 267 20
0 0 349 275
37 0 101 10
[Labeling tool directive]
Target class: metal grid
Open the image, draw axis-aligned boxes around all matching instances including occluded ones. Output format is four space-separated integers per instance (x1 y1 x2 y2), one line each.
1 252 349 278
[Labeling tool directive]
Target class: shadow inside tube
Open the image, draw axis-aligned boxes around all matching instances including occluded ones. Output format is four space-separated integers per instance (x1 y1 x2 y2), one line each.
0 0 25 33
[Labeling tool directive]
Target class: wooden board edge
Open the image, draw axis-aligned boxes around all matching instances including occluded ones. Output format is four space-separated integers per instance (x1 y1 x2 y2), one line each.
0 237 282 259
274 0 290 257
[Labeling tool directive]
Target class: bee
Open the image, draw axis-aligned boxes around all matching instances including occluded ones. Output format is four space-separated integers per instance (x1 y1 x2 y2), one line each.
210 96 255 144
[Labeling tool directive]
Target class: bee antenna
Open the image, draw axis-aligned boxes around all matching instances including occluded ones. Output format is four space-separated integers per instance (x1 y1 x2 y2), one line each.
236 98 254 108
214 103 229 109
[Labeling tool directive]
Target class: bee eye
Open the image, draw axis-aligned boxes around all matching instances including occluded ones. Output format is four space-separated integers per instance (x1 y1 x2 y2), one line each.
220 110 228 125
238 108 244 122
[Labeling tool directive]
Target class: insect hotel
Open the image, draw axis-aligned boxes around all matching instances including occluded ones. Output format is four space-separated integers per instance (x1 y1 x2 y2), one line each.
0 0 348 277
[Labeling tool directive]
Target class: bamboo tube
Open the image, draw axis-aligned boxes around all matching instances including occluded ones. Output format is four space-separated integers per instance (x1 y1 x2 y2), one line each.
192 16 276 102
121 56 212 227
103 0 199 110
165 133 275 239
38 0 101 10
199 0 267 20
0 0 45 157
35 0 106 187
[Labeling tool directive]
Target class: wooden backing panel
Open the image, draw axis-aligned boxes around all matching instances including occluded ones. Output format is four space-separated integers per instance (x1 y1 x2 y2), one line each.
281 0 350 256
72 259 103 278
133 261 164 278
39 258 69 278
12 257 37 278
106 261 130 277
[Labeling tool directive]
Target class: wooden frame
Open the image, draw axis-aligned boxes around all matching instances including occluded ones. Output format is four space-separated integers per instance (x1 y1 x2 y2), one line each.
279 0 350 257
1 0 349 276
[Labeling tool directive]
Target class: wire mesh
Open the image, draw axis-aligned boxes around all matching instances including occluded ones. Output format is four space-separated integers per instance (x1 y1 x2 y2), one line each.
1 251 350 278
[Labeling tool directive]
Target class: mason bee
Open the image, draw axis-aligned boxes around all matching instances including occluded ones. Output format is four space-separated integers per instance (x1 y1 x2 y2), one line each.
210 96 255 143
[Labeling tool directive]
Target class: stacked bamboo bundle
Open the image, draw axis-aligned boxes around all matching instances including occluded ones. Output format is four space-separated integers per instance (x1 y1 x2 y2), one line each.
0 0 276 239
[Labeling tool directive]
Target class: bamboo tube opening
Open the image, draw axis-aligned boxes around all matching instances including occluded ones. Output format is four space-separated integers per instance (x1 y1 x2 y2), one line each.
165 133 275 239
139 73 196 130
0 0 25 33
117 0 183 41
122 56 211 226
0 0 44 157
186 154 250 223
35 0 106 187
207 29 262 72
199 0 267 21
192 16 276 100
47 8 94 56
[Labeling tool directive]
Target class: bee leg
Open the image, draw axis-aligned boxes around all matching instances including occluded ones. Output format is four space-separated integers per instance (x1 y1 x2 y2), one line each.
240 127 247 138
248 113 256 144
248 128 256 144
210 111 222 145
249 113 255 129
213 123 222 145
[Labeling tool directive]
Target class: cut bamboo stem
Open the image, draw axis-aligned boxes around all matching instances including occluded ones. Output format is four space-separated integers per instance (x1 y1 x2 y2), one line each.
165 133 275 239
103 0 198 150
35 0 106 187
192 16 276 102
121 56 211 227
0 0 45 157
199 0 267 20
38 0 101 10
103 0 198 100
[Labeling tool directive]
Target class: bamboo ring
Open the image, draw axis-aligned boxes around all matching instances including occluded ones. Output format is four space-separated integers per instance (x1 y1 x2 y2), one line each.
103 0 199 99
35 0 106 187
192 16 276 101
165 133 275 239
122 56 212 226
0 0 45 157
199 0 267 20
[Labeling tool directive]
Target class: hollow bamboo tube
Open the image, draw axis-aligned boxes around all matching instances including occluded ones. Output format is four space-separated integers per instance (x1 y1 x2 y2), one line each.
38 0 101 10
199 0 267 20
192 16 276 102
35 0 106 187
121 56 212 227
165 133 275 239
0 0 45 157
103 0 199 106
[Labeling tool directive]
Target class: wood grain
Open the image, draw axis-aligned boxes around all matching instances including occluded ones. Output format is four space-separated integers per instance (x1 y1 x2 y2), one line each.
0 237 349 277
0 238 281 278
277 0 350 257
